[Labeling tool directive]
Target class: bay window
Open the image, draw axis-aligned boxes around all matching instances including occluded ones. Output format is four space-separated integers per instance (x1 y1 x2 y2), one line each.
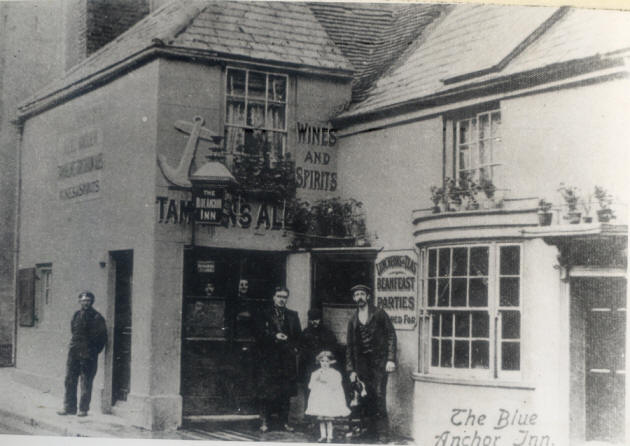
224 68 287 160
425 244 521 379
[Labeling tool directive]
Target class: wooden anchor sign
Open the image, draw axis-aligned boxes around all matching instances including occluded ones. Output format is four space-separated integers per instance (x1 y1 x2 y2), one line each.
158 116 223 188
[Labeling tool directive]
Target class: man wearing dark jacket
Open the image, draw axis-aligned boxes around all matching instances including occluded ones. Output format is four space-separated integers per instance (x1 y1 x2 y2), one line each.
57 291 107 417
255 287 302 432
298 308 339 395
346 284 396 443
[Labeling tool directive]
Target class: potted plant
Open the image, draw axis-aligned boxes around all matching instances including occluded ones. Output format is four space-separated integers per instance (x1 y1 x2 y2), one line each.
594 186 616 223
537 199 553 226
444 178 461 211
479 177 497 209
430 185 445 213
581 193 593 223
558 184 580 224
460 173 480 210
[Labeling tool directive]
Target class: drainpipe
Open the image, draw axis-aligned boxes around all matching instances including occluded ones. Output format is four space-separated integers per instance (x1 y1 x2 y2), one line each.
11 118 24 366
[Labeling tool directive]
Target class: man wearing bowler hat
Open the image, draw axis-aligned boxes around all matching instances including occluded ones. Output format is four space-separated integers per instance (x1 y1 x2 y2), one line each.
57 291 107 417
346 284 396 443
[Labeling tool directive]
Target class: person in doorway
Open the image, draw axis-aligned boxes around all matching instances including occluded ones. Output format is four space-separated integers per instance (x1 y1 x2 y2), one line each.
255 286 301 433
298 309 339 398
345 284 396 443
304 350 350 443
57 291 107 417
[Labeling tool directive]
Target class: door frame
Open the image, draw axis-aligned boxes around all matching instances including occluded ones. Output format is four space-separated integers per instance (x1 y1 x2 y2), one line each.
569 268 627 444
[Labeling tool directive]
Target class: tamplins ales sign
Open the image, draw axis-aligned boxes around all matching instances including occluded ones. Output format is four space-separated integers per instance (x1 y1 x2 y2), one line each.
375 250 418 330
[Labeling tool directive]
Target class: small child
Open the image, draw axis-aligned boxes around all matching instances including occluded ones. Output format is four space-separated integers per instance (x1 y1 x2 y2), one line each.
305 350 350 443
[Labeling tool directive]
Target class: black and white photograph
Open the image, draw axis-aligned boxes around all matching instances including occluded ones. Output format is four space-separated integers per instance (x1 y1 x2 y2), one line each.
0 1 628 445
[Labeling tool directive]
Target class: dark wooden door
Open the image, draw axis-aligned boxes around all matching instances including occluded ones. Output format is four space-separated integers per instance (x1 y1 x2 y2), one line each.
181 248 285 416
584 277 625 442
112 250 133 404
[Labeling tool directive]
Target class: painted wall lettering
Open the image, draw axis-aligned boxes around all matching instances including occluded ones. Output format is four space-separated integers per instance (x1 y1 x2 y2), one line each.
297 122 337 146
58 153 103 179
295 167 337 191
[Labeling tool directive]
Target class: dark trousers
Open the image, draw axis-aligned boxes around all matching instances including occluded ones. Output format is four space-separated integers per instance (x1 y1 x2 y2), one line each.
260 392 290 426
63 352 98 413
356 356 389 438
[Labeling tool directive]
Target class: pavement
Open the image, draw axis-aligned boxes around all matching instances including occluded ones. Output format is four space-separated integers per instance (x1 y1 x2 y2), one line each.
0 367 411 444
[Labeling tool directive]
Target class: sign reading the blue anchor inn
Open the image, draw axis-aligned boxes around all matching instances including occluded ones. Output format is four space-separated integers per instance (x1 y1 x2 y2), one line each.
375 250 418 330
193 187 224 225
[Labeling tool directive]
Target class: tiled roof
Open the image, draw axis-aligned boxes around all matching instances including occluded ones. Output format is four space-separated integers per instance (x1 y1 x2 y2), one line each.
342 5 630 119
19 0 352 116
309 2 445 103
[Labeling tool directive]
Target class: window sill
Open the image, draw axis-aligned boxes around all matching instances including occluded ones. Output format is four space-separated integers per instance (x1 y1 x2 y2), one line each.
411 373 535 390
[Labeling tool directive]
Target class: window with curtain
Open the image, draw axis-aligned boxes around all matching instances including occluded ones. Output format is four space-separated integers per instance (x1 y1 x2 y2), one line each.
224 68 287 160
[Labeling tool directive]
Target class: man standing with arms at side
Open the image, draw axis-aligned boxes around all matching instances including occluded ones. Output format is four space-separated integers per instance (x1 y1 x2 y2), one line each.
57 291 107 417
255 287 301 433
346 284 396 443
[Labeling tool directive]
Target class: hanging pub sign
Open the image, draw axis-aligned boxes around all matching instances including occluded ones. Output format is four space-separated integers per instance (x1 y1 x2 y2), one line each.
193 187 224 224
374 249 418 330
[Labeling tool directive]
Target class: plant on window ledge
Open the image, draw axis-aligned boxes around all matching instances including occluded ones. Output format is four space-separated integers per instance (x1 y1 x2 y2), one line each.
594 185 616 223
286 197 368 249
558 183 581 224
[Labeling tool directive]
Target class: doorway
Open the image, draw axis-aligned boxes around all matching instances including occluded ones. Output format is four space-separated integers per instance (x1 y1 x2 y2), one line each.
181 247 286 416
575 277 626 442
111 250 133 405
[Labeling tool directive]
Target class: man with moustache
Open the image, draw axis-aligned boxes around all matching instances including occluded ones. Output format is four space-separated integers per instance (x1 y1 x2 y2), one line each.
345 284 396 443
255 287 301 433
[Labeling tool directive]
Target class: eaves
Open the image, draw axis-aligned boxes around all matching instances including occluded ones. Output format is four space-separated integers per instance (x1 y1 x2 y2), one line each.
333 54 628 137
17 45 354 123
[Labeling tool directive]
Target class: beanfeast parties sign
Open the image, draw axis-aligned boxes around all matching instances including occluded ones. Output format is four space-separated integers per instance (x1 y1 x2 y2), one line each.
374 250 418 330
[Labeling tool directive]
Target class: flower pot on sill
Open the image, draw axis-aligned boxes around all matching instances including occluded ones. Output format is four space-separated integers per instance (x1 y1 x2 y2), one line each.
582 216 593 224
566 211 581 224
597 209 614 223
537 211 553 226
432 205 441 214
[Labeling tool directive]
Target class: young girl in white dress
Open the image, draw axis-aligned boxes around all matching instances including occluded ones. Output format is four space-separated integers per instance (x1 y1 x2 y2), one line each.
305 350 350 442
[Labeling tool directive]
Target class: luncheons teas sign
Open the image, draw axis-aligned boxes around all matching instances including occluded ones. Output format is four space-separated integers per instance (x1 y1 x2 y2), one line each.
375 250 418 330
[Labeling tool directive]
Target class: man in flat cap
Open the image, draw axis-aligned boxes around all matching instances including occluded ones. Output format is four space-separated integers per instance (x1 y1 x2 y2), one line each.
57 291 107 417
346 284 396 443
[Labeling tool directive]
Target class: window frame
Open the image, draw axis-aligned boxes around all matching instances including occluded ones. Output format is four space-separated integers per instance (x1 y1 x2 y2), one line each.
224 67 289 160
35 263 52 325
454 108 502 185
423 242 522 381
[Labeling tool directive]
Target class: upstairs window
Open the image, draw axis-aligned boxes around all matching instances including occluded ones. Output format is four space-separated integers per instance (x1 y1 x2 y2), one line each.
455 110 502 184
224 68 287 160
425 244 521 379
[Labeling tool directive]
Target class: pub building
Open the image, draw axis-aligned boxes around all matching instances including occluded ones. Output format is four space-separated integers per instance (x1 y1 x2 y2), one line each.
11 2 630 445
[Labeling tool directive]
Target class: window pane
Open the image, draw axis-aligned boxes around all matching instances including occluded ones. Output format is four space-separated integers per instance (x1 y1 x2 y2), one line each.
455 312 470 337
224 127 245 153
432 314 440 336
248 71 266 99
227 69 246 96
453 248 467 276
479 141 489 165
479 113 490 140
438 248 450 277
268 75 286 102
441 340 453 367
471 311 489 337
247 103 265 128
437 279 450 307
454 340 470 368
502 342 520 370
226 100 246 125
459 146 470 171
428 279 436 307
451 278 467 306
431 339 440 366
471 341 489 368
268 132 284 158
500 278 520 307
267 105 285 130
459 120 469 144
500 246 520 275
441 313 453 337
491 112 501 137
469 278 488 307
470 247 488 276
501 311 520 339
428 250 437 277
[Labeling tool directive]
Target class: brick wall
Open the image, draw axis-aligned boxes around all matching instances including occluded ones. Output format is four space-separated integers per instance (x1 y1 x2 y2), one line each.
86 0 150 56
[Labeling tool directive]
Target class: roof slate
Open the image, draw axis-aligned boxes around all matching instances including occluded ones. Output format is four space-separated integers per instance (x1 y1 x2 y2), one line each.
342 4 561 117
309 2 446 103
19 0 352 115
